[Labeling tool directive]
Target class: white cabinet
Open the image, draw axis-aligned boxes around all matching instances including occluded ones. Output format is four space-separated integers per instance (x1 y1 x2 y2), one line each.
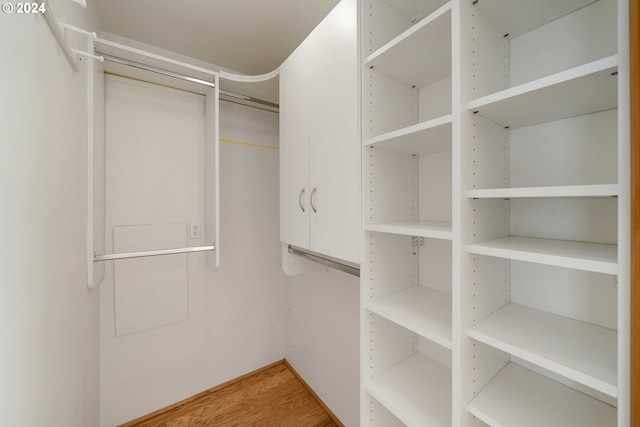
279 0 360 264
361 0 629 426
280 42 311 251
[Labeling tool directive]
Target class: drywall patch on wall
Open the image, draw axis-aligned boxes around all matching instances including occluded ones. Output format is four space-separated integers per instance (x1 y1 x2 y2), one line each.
113 224 189 336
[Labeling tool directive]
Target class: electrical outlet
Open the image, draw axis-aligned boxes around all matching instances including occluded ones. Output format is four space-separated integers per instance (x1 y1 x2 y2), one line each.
190 222 201 239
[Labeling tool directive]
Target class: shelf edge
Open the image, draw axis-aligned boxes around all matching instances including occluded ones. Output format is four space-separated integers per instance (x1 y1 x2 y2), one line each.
365 223 453 240
467 238 618 275
365 114 453 147
467 55 619 111
365 286 453 350
467 184 619 199
364 2 452 66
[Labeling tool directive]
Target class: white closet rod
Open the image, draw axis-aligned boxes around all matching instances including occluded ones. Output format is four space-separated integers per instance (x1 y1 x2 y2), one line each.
88 46 221 282
94 245 215 262
100 53 279 109
288 246 361 277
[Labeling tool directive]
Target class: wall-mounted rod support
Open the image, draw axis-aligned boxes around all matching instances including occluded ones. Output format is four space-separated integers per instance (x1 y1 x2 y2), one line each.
73 49 104 62
94 245 215 262
288 246 360 277
61 23 96 38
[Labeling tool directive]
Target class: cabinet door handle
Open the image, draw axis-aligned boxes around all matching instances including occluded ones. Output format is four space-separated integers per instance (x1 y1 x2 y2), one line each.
310 188 318 213
298 188 306 213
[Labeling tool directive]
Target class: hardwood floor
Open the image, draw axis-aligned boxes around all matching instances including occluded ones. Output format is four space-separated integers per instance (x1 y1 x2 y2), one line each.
119 360 342 427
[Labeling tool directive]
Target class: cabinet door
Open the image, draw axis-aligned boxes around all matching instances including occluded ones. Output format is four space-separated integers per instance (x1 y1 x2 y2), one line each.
308 0 361 263
279 45 310 249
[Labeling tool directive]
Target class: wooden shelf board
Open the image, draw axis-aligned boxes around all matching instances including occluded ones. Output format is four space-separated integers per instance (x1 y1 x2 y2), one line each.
365 353 452 427
473 0 598 39
365 2 452 88
467 184 619 199
367 286 452 349
365 115 452 155
468 56 618 128
469 303 617 397
468 236 618 275
468 363 617 427
365 221 453 240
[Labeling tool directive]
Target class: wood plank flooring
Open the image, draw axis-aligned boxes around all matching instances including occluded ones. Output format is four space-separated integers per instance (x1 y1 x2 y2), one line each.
119 360 341 427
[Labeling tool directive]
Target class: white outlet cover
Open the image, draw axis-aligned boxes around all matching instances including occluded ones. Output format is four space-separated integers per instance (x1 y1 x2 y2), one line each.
190 222 201 239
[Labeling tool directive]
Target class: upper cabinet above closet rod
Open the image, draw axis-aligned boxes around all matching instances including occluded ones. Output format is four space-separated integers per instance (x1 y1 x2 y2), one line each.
279 0 361 269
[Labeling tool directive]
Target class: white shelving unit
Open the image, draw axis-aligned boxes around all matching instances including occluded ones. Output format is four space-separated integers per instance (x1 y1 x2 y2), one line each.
458 0 626 425
361 0 629 425
362 0 454 425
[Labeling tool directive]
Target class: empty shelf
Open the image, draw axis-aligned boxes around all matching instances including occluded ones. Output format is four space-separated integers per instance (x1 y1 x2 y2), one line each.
473 0 597 38
468 184 618 199
365 2 451 88
468 55 618 128
468 363 617 427
366 353 452 427
469 303 617 397
467 236 617 275
366 286 452 349
365 115 452 155
365 221 452 240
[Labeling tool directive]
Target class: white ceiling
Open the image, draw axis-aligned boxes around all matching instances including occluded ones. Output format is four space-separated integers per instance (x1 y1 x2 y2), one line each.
94 0 340 75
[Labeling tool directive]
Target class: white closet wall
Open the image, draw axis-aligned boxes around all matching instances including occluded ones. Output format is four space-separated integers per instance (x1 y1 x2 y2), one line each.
285 270 360 427
0 3 102 426
99 78 286 426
